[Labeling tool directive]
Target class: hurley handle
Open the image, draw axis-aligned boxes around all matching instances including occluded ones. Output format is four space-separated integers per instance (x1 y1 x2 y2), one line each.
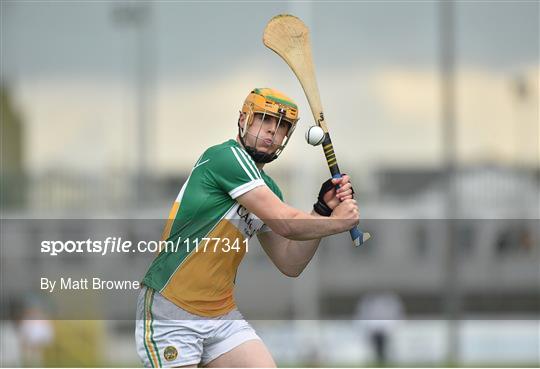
323 136 371 247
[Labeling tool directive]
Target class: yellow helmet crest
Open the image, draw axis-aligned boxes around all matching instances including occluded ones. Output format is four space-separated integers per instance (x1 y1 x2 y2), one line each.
241 88 299 126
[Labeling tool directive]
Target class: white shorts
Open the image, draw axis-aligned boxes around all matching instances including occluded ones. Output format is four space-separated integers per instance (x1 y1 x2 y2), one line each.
135 286 260 367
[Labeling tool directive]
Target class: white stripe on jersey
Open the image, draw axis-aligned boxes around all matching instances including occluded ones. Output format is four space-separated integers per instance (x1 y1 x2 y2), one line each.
175 175 191 202
234 147 261 180
230 147 255 181
228 179 265 199
175 155 202 203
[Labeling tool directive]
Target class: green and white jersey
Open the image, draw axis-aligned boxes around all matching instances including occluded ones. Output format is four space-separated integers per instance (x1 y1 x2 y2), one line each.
142 139 283 317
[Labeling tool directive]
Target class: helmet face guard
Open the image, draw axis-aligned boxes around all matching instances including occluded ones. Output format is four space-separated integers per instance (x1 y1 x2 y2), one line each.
239 88 299 163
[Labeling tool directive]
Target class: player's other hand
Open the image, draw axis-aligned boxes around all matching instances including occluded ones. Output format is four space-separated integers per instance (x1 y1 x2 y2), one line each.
330 199 360 231
323 174 354 210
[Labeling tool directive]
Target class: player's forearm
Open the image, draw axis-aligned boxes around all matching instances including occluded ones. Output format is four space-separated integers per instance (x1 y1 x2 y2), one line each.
279 211 323 276
237 186 349 239
277 238 320 277
277 208 343 240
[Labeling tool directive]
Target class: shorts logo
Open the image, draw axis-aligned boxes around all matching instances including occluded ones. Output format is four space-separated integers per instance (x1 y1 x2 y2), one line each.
163 346 178 362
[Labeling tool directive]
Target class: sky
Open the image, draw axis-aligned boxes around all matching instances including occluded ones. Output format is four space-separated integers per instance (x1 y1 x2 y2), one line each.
1 1 538 177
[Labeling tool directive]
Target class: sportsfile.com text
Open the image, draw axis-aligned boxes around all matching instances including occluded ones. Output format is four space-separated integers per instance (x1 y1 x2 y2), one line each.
40 237 249 256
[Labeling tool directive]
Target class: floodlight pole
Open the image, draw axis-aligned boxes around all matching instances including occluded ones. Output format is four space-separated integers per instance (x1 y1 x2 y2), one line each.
111 1 153 205
440 0 460 365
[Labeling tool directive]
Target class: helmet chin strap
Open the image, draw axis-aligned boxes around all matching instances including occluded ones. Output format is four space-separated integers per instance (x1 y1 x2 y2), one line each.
237 125 279 164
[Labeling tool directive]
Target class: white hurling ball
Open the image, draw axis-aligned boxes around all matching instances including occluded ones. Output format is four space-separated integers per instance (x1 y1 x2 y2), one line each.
305 125 325 146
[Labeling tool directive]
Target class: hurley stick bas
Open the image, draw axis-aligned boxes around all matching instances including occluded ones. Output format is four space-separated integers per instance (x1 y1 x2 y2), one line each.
263 14 371 246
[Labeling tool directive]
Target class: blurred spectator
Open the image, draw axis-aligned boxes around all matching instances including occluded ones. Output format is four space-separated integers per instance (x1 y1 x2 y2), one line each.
495 225 534 256
16 298 54 367
355 292 404 366
0 321 22 367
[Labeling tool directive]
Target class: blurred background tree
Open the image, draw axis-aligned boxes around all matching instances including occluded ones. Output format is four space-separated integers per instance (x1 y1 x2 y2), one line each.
1 84 26 209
